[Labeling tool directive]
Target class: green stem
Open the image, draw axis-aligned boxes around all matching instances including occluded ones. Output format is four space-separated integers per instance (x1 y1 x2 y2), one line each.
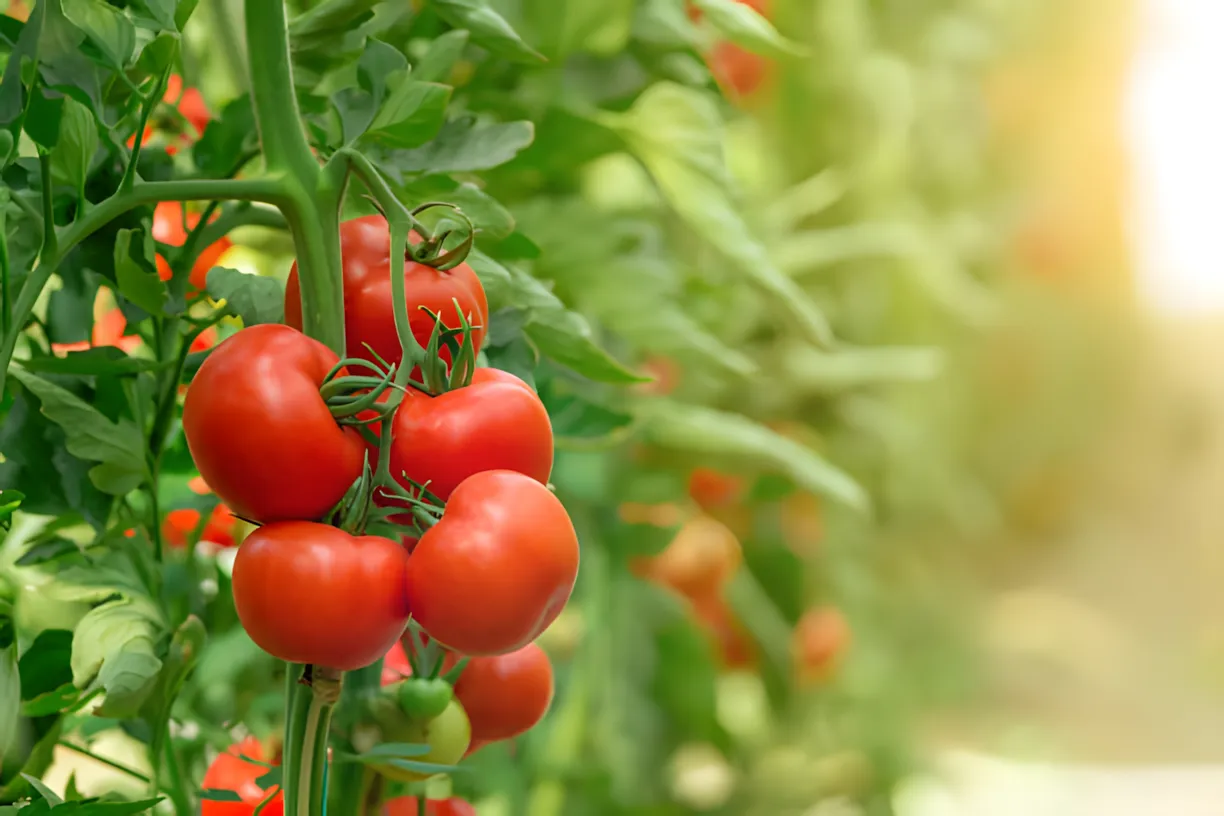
284 666 342 816
163 737 192 816
0 176 287 393
57 741 151 783
38 152 57 257
122 69 173 194
244 0 318 182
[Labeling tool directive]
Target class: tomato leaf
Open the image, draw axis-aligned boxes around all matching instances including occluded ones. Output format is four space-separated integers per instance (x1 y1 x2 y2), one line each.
402 176 514 240
205 267 285 326
24 88 66 150
71 596 165 718
691 0 806 58
412 29 468 83
597 83 834 347
9 368 148 495
114 228 168 316
430 0 545 64
541 386 634 447
21 348 168 376
49 96 97 197
639 400 869 512
60 0 135 70
363 80 452 149
0 490 23 531
522 0 633 58
198 790 244 803
385 118 534 174
0 603 17 768
194 96 256 177
23 774 63 806
18 630 74 704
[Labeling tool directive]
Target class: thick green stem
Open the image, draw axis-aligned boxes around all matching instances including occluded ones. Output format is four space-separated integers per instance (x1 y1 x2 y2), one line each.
284 666 341 816
244 0 317 182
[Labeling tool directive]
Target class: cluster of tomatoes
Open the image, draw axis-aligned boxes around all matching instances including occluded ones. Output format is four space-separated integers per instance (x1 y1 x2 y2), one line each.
184 214 577 805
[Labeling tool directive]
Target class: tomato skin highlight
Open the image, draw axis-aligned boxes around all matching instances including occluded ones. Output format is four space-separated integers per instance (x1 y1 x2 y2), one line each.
453 643 554 742
201 737 283 816
232 522 411 670
182 324 366 523
386 368 553 501
284 215 489 371
407 470 579 656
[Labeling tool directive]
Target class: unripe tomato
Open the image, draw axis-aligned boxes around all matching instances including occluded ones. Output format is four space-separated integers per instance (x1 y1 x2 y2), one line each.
407 471 579 656
641 515 741 600
284 215 488 371
792 606 850 685
385 797 476 816
232 522 410 670
201 737 283 816
152 201 232 290
386 368 552 501
182 324 366 522
453 643 553 742
398 677 454 721
371 699 470 782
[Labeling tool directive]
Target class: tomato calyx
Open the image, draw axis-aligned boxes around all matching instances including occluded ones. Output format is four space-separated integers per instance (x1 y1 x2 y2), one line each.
414 301 481 395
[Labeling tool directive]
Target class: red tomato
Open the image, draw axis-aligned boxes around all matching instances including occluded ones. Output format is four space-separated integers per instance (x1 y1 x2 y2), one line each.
382 640 412 685
709 43 770 99
691 595 756 670
50 306 142 356
232 521 411 670
385 798 476 816
453 643 553 742
127 75 211 155
792 606 850 685
191 326 219 354
384 368 552 502
639 514 741 600
284 215 489 371
201 737 283 816
406 471 579 656
182 324 366 522
687 467 745 510
153 201 233 290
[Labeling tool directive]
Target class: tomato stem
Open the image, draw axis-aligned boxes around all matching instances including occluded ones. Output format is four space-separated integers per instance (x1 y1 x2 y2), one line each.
283 664 342 816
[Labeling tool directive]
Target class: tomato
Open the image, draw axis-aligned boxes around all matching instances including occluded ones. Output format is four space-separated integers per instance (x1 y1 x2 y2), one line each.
163 503 237 549
232 521 410 670
634 357 680 396
284 215 488 371
201 737 283 816
51 305 142 356
127 75 211 155
406 470 579 656
153 201 233 290
190 326 219 353
370 699 470 782
640 515 741 600
385 797 476 816
398 677 454 721
691 595 756 670
452 643 553 742
384 368 552 502
687 467 745 511
182 324 366 522
792 606 850 685
382 640 412 685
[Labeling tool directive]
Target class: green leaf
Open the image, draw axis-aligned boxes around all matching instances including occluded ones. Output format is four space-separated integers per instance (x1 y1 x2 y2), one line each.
431 0 544 63
0 0 43 141
114 228 167 315
691 0 806 58
364 81 451 149
639 400 869 512
16 535 81 566
72 597 164 718
413 29 468 83
21 348 167 376
23 774 63 806
357 38 408 101
135 32 178 80
0 613 16 767
49 797 164 816
525 313 642 385
0 489 23 530
609 521 680 558
198 791 243 803
205 267 285 326
389 118 534 173
598 83 833 346
402 177 514 240
523 0 633 58
128 0 176 32
194 96 256 177
18 629 74 701
60 0 136 68
9 368 147 495
546 392 634 446
22 682 80 717
49 96 97 195
24 89 66 150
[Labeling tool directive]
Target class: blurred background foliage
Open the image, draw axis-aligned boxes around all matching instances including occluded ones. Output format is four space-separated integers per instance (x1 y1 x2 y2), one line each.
2 0 1143 812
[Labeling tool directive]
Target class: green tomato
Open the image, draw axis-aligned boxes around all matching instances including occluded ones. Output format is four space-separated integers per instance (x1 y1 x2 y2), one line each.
398 677 454 721
372 699 471 783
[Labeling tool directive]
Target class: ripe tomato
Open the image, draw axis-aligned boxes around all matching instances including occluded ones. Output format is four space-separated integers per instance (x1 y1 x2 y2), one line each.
385 368 552 502
232 521 410 670
371 699 470 782
792 606 850 685
182 324 366 522
162 504 236 549
382 640 412 685
687 467 745 510
127 75 211 155
153 201 233 290
50 304 143 356
406 471 579 656
640 515 741 600
453 643 553 742
284 215 488 371
201 737 283 816
385 797 476 816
